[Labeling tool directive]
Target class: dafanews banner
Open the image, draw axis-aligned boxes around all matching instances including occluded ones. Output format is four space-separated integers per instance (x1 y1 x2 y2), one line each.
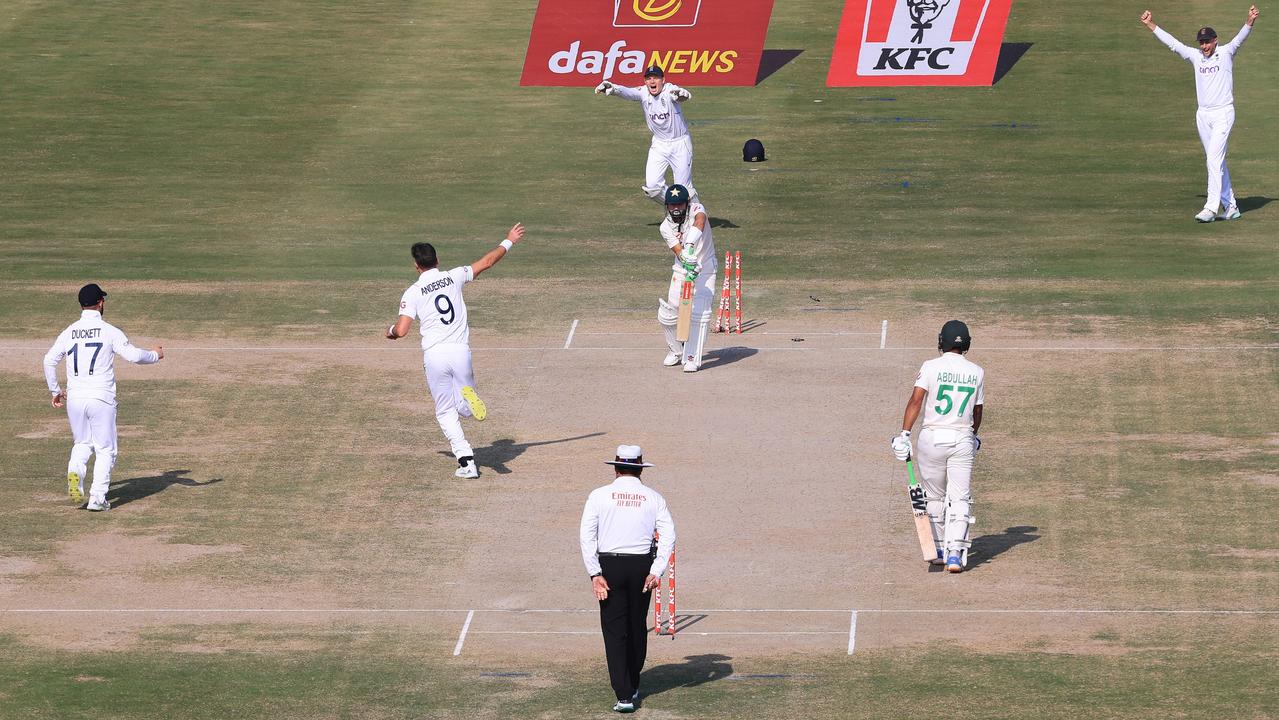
827 0 1013 86
521 0 775 86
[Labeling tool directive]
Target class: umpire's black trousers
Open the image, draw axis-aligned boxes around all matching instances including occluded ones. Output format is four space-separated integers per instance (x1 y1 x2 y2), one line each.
598 553 653 702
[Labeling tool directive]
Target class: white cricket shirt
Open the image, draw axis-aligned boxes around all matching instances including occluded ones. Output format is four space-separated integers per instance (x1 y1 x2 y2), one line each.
610 83 691 141
580 475 675 578
399 266 473 349
914 352 985 432
43 310 160 404
660 201 717 274
1153 24 1252 109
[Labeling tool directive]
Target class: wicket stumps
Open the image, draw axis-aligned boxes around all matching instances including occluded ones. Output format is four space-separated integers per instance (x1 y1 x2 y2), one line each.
714 251 743 333
653 549 676 636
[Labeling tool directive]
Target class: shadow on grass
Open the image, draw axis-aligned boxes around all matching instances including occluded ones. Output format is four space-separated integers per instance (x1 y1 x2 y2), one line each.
107 469 223 508
640 653 734 701
1195 195 1272 215
993 42 1033 85
756 49 803 85
700 345 758 371
966 525 1040 571
437 432 607 475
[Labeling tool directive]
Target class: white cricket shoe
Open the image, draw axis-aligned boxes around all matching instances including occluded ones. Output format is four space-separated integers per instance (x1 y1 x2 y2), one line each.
455 461 479 479
1219 204 1241 220
86 499 111 512
662 352 680 367
682 360 699 373
1194 209 1216 223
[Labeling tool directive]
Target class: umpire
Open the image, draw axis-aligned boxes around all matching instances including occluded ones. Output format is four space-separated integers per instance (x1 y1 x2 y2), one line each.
579 444 676 713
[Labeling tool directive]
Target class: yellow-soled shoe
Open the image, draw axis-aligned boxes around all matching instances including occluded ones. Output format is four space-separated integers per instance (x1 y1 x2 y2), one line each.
461 386 487 422
67 472 84 504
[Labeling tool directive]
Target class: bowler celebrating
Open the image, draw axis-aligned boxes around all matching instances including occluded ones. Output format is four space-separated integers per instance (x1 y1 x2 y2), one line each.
595 64 698 205
386 223 525 479
1141 6 1259 222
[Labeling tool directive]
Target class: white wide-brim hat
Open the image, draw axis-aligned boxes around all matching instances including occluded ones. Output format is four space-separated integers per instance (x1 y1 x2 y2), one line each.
604 444 654 468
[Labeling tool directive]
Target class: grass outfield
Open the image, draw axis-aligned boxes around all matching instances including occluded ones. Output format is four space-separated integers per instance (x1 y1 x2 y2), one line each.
1 0 1277 718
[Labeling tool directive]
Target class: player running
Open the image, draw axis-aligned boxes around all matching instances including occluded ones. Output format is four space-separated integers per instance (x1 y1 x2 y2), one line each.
595 64 698 205
891 320 985 573
43 284 164 511
656 185 716 373
1140 6 1260 222
386 223 525 479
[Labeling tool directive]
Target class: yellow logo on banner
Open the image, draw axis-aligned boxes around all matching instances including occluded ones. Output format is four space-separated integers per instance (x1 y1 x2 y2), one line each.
633 0 682 22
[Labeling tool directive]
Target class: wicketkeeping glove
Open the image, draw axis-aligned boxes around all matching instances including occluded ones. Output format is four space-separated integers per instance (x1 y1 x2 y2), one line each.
890 431 912 461
671 87 691 100
595 81 614 95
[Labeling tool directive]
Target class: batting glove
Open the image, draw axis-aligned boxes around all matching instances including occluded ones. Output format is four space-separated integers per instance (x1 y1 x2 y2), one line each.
595 81 614 94
890 431 912 461
682 260 700 281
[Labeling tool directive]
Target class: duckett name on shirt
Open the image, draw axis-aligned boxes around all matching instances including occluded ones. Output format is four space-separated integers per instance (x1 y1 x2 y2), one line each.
71 328 102 339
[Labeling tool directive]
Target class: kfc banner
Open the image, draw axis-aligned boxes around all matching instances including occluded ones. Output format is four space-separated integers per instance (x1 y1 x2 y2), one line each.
521 0 775 86
827 0 1013 86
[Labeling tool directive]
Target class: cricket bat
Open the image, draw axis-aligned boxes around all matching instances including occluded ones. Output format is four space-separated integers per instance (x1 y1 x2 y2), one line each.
906 457 937 561
675 278 693 342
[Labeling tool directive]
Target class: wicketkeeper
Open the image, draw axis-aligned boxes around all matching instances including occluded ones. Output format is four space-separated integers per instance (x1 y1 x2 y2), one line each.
594 64 698 205
891 320 985 572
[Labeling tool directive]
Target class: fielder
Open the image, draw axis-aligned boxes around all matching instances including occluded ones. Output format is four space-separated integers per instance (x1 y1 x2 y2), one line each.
595 64 698 205
386 223 525 479
891 320 984 573
656 184 717 373
42 284 164 511
1141 6 1259 222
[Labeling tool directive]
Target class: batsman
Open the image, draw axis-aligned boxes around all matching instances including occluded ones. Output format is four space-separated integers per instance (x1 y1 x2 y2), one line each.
891 320 985 573
655 184 717 373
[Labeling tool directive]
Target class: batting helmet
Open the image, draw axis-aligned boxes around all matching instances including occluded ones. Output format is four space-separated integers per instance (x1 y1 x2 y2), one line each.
664 184 691 222
938 320 971 353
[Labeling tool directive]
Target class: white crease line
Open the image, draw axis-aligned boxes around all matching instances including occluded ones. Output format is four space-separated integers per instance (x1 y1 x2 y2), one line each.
0 345 1274 353
5 607 1272 615
470 631 846 636
563 319 579 349
453 609 474 656
879 320 887 350
848 610 858 655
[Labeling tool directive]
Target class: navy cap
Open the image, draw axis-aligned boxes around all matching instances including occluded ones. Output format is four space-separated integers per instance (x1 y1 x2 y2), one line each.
78 283 108 306
1196 26 1217 42
743 138 766 162
643 64 665 78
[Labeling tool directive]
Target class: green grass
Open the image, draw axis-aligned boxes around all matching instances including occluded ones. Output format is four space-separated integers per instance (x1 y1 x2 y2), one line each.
1 627 1275 720
1 0 1277 717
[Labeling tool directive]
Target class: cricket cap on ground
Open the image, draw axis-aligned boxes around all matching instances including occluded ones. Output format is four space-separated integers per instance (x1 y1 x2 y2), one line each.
743 138 766 162
78 283 108 306
938 319 972 352
1197 26 1218 42
643 65 665 78
605 444 654 469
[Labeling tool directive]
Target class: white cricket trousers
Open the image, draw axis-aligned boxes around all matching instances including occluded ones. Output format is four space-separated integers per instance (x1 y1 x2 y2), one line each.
645 134 696 201
1196 105 1236 213
423 343 476 460
913 427 976 555
65 397 118 505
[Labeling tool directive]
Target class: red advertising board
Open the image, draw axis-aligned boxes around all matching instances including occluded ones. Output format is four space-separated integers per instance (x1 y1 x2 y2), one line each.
827 0 1013 86
521 0 775 86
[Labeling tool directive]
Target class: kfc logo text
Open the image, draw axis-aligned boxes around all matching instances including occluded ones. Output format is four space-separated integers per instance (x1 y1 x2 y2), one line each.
827 0 1014 87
